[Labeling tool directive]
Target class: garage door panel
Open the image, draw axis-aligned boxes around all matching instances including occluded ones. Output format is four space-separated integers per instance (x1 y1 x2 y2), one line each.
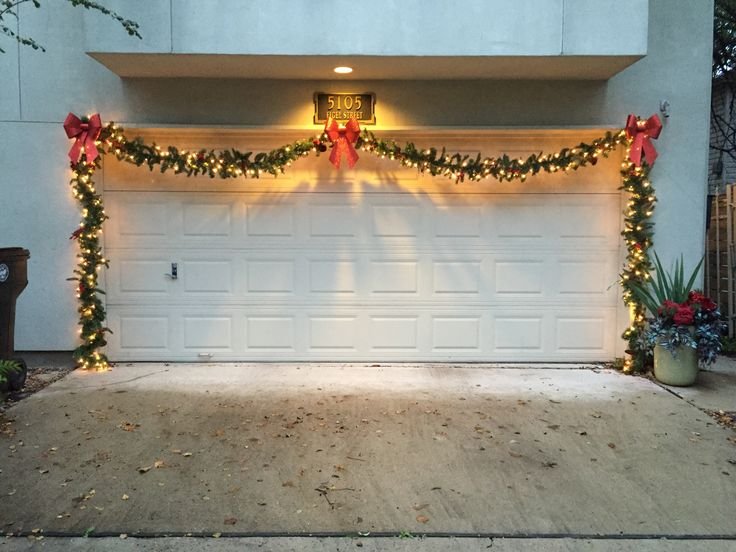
432 261 482 294
182 202 234 237
117 260 170 294
432 316 482 351
246 202 296 238
110 200 169 238
183 316 234 351
494 260 545 295
308 259 359 294
555 315 613 353
182 260 233 294
246 260 296 294
107 313 175 357
246 316 296 351
493 316 544 351
309 316 358 351
309 204 361 238
434 205 483 238
369 260 419 294
370 316 419 351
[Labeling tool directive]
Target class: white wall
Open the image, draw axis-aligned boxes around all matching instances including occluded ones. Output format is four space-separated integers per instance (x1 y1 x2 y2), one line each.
83 0 646 58
0 0 713 350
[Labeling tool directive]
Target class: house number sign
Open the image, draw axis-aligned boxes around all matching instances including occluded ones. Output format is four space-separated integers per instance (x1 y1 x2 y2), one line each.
313 92 376 124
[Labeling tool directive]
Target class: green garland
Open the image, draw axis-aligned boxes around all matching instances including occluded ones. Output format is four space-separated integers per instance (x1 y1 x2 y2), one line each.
68 158 110 370
619 160 656 372
68 122 655 371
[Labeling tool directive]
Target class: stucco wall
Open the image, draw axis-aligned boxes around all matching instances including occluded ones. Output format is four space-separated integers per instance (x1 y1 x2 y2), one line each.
0 0 713 351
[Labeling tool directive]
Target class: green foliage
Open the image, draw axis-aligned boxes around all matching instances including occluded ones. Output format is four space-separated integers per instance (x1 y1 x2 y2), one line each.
0 359 21 386
720 335 736 355
618 161 656 372
611 357 626 371
0 0 140 53
715 0 736 80
629 252 703 316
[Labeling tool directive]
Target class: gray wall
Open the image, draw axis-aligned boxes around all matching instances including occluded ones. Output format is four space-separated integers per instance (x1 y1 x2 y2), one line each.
0 0 713 350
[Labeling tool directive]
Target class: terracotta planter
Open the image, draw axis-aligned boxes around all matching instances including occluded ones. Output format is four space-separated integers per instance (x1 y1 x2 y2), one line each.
653 343 699 386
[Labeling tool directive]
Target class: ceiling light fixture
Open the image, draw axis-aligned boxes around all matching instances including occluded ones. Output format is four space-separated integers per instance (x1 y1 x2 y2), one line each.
333 66 353 74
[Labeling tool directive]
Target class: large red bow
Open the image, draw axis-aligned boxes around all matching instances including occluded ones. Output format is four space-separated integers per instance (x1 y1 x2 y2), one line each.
625 113 662 167
325 117 360 169
64 112 102 163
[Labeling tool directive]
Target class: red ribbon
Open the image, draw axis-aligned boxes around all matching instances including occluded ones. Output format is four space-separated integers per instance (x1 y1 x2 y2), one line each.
64 112 102 163
325 117 360 169
625 113 662 167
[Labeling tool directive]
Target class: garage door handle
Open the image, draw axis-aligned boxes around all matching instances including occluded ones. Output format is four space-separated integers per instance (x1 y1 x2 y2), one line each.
165 263 178 280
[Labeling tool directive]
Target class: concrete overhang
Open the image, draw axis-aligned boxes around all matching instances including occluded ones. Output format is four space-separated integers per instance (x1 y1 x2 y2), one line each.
89 53 643 80
85 0 647 80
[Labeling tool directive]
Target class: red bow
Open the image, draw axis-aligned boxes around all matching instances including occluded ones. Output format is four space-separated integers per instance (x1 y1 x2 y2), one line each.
625 113 662 167
64 112 102 163
325 117 360 169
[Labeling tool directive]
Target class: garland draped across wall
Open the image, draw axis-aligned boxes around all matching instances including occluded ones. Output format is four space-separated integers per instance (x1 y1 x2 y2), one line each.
64 113 662 373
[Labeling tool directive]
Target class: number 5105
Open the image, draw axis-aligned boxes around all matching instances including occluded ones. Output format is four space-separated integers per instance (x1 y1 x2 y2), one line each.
327 95 363 110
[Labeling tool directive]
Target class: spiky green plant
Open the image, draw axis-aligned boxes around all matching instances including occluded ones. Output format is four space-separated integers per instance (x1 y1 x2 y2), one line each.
0 359 21 386
629 252 704 316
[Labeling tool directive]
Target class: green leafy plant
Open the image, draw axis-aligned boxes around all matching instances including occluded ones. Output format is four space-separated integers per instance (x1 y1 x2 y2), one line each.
721 336 736 356
630 252 725 366
0 359 21 386
629 252 703 316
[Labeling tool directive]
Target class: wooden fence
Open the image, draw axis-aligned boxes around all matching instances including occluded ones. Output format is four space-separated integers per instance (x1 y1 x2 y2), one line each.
705 185 736 337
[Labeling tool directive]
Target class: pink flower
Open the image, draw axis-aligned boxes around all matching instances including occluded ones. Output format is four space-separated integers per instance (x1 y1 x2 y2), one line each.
658 300 679 316
673 305 695 326
687 291 717 312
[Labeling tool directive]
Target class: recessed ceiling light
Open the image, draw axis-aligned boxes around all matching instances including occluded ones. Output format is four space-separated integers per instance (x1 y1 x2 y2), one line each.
333 66 353 74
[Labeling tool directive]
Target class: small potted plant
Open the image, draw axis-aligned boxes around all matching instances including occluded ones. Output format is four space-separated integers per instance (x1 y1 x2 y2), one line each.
0 359 26 395
631 253 726 386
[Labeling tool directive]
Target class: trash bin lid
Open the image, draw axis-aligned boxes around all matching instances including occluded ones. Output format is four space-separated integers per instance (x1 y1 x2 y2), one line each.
0 248 30 260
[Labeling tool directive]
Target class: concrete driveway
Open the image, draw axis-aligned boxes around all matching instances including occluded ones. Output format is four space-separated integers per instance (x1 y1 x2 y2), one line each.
0 362 735 550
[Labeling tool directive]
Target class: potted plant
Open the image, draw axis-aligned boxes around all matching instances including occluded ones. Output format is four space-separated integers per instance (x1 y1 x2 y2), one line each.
0 359 26 395
631 253 726 386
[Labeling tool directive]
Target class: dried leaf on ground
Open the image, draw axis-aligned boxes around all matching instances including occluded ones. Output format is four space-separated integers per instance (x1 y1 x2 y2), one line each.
416 515 429 523
708 410 736 430
118 422 140 432
224 517 237 525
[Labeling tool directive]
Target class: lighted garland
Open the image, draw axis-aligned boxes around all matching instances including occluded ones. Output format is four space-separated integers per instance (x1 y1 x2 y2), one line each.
619 160 656 372
68 158 110 370
67 116 659 372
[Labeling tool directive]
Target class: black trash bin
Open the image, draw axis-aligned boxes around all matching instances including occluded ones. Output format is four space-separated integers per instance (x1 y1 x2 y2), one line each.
0 248 30 391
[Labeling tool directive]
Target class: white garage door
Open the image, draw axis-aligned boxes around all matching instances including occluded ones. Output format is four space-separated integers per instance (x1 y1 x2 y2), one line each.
103 130 625 362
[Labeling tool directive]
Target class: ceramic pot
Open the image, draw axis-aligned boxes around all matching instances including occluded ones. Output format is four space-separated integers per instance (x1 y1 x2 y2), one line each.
653 344 698 386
